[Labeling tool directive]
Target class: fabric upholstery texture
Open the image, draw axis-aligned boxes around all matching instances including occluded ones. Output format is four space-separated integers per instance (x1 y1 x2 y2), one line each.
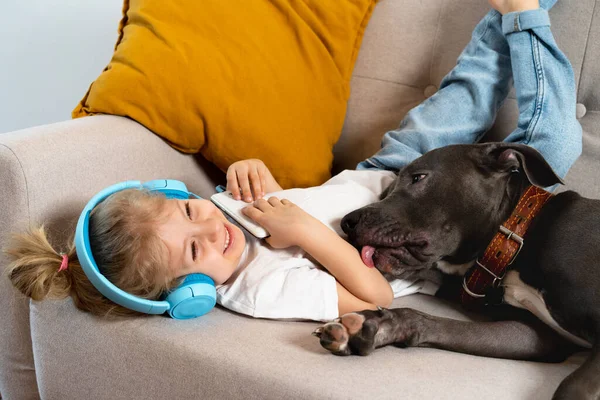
73 0 377 189
2 0 599 398
30 294 584 400
0 116 223 399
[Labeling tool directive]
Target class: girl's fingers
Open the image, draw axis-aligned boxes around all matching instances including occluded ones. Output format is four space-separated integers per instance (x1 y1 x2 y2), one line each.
280 198 292 205
236 170 253 202
252 198 273 212
226 168 242 200
259 165 267 197
242 205 262 221
267 197 281 207
249 166 262 200
227 161 274 201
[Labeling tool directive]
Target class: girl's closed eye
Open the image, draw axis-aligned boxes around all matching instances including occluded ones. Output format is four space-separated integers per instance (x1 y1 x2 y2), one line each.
191 241 197 261
185 201 192 219
185 202 198 261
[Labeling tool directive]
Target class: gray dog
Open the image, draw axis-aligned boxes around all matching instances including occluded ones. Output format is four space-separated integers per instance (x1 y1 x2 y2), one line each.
314 143 599 399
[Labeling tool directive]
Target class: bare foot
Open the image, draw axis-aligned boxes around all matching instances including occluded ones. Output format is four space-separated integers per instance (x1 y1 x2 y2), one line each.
489 0 540 15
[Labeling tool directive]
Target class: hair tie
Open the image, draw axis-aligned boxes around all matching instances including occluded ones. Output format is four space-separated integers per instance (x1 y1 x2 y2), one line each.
58 253 69 272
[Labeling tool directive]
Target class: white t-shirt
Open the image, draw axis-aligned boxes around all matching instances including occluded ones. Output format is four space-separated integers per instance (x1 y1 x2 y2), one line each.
216 169 439 321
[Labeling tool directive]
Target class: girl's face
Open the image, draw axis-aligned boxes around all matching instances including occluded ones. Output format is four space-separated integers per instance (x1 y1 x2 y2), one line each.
156 198 246 285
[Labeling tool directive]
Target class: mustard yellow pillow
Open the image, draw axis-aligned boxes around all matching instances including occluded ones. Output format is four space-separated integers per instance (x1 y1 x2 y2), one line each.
73 0 377 188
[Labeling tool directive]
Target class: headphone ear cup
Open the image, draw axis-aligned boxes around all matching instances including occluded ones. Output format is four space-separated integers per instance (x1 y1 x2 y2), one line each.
165 274 216 319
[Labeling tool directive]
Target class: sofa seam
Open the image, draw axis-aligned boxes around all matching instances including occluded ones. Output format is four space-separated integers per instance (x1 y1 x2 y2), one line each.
351 74 424 90
575 0 597 102
0 143 31 226
0 142 36 397
428 0 446 85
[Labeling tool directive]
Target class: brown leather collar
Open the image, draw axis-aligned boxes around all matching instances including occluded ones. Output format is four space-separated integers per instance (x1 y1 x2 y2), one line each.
460 185 552 307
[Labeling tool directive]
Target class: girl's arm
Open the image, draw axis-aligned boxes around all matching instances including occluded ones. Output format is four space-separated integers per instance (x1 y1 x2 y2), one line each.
242 197 394 311
336 282 380 316
298 221 393 309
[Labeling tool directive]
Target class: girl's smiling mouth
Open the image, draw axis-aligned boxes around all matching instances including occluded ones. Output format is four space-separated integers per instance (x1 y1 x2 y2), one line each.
223 224 233 254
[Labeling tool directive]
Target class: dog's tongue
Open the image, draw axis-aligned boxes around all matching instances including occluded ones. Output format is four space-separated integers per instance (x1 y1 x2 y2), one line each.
360 246 376 268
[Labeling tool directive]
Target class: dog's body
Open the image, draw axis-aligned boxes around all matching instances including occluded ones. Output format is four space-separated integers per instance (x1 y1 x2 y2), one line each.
494 191 599 348
315 143 600 399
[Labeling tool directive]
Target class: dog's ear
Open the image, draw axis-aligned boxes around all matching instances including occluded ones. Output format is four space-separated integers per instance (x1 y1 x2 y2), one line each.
484 143 564 188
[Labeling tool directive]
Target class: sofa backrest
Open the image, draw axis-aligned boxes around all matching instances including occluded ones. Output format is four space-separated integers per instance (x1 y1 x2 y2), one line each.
336 0 600 199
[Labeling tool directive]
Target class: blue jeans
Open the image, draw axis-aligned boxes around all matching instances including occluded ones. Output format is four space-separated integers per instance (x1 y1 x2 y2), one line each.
357 3 582 184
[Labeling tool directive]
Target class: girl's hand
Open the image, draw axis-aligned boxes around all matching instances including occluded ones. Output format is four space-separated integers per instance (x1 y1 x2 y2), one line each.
226 159 283 202
242 197 318 249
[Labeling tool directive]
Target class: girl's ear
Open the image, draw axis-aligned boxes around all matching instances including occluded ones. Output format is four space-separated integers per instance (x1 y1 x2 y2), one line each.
484 143 564 188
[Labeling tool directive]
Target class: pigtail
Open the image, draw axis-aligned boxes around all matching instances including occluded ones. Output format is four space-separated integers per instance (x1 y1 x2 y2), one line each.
5 189 176 318
4 225 75 301
4 225 132 318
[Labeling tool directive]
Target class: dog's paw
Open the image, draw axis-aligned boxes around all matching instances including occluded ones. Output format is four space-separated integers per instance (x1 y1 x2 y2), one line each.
313 309 388 356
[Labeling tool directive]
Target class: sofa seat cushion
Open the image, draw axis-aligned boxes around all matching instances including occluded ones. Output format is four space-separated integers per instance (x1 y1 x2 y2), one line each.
30 294 584 399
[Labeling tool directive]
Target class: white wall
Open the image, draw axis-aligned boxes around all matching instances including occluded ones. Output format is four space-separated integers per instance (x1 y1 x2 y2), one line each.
0 0 123 133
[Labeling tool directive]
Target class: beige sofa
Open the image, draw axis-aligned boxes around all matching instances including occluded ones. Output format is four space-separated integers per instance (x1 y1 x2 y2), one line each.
2 0 599 398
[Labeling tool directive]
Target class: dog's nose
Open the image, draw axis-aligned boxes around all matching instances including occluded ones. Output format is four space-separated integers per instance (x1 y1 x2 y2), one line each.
341 210 362 235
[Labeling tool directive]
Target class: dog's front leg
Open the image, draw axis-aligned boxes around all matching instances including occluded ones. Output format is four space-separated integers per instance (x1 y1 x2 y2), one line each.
315 308 576 362
553 348 600 400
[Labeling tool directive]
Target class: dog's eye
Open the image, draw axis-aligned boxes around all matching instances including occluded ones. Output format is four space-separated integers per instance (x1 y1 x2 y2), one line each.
411 174 427 184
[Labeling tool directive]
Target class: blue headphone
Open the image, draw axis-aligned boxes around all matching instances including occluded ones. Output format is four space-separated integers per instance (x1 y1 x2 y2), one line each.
75 179 217 320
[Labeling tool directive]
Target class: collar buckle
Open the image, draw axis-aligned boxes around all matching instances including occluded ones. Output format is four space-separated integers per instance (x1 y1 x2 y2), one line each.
498 225 524 265
462 225 525 300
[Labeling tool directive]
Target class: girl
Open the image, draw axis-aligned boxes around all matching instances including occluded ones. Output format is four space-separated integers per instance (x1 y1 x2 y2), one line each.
5 0 581 321
5 163 419 321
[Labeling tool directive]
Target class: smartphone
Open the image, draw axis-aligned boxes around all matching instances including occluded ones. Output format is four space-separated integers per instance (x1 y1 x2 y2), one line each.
210 191 270 239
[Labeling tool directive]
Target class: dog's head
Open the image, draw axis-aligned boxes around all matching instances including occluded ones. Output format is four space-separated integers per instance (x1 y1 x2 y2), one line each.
342 143 563 280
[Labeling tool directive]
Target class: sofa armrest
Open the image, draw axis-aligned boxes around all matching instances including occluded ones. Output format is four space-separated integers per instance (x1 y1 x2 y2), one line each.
0 115 222 399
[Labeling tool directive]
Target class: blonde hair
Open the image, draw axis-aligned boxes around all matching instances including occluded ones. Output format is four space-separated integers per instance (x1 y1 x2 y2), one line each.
4 189 178 318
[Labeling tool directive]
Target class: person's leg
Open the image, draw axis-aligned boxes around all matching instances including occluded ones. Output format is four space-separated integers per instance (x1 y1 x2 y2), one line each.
358 0 558 172
500 7 581 180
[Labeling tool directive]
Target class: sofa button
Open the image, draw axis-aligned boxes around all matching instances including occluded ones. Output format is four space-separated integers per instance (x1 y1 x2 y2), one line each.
424 85 437 98
576 103 587 119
